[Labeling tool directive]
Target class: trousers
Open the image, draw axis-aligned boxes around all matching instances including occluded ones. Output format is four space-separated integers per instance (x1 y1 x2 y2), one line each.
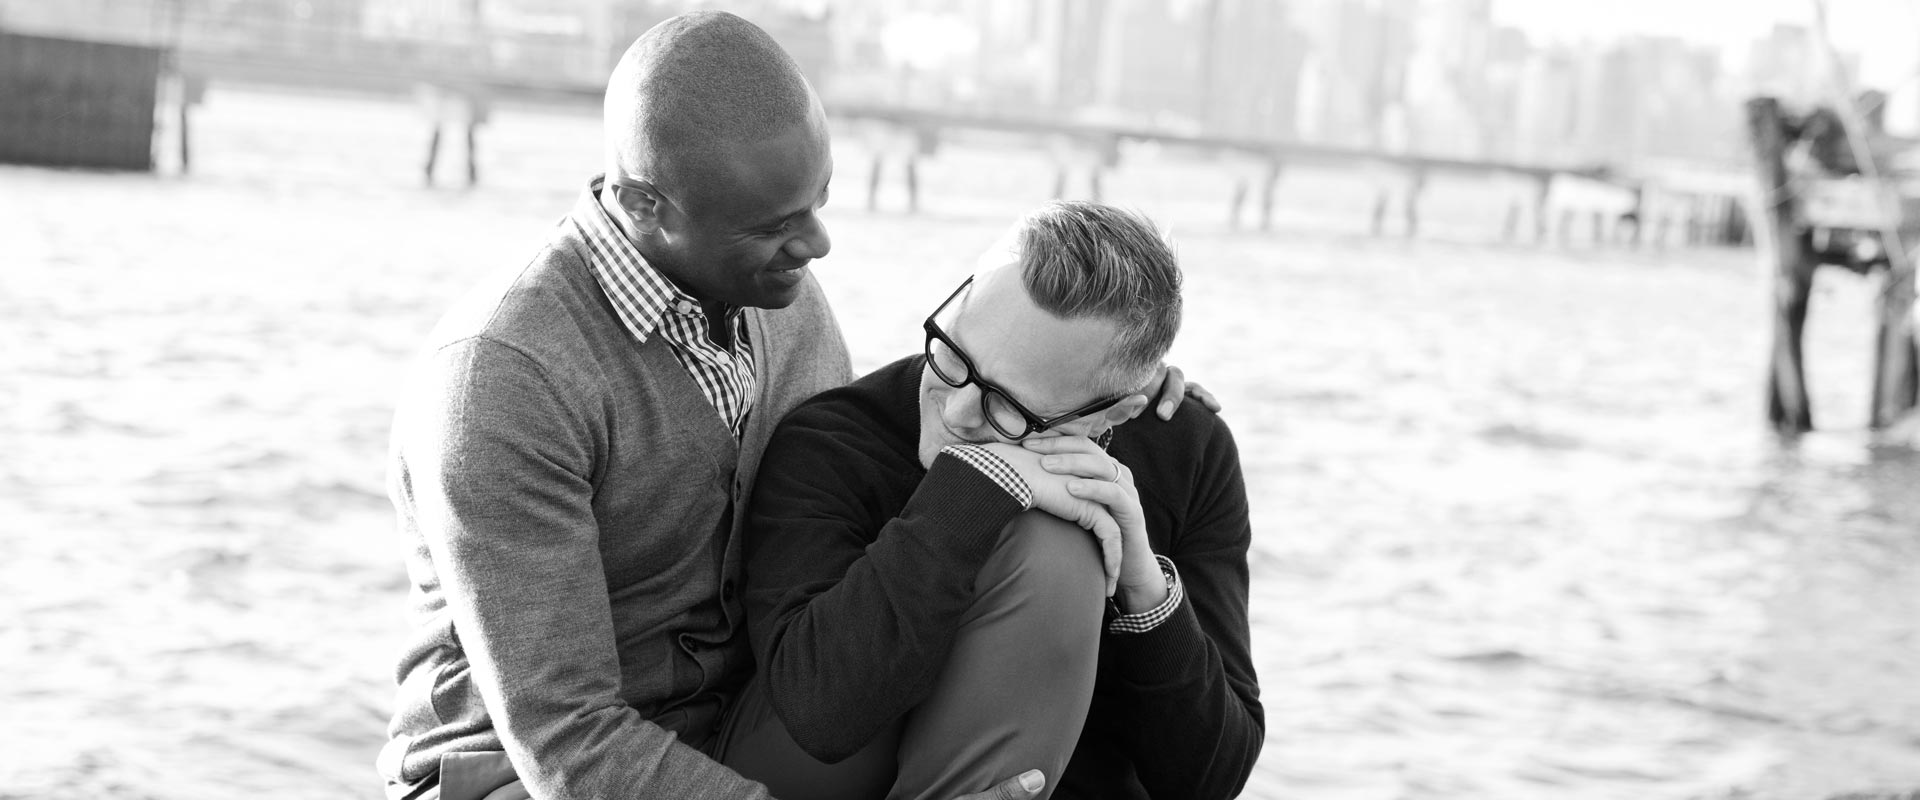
717 510 1108 800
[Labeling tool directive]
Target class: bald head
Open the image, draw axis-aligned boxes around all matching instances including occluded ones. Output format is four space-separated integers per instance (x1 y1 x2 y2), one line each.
604 11 822 207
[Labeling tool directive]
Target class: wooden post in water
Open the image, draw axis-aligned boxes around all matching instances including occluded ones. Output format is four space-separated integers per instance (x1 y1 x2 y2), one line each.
1258 158 1283 232
1228 157 1283 231
1746 97 1816 434
1532 175 1551 243
1872 240 1918 428
1860 96 1919 430
177 75 192 172
1404 167 1426 238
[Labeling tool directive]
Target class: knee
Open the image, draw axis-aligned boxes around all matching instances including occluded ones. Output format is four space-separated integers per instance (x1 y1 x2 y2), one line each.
986 510 1108 624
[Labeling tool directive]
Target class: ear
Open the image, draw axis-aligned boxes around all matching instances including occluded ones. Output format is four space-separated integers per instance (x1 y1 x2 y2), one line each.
1102 394 1152 427
609 178 668 235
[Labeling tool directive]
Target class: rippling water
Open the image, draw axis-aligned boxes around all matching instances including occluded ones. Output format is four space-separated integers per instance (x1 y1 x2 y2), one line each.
2 87 1916 799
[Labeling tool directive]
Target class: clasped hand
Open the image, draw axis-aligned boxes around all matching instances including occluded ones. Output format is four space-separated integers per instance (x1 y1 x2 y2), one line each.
980 436 1166 609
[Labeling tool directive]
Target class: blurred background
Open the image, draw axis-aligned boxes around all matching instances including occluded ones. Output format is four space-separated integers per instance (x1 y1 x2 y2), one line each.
4 1 1920 799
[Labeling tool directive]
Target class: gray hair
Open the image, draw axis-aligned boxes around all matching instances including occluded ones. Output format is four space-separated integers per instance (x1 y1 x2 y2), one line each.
603 11 817 209
1014 201 1182 397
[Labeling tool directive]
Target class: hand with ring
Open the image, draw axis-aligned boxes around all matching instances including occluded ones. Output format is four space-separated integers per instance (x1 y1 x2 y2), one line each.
1020 435 1167 612
980 436 1126 595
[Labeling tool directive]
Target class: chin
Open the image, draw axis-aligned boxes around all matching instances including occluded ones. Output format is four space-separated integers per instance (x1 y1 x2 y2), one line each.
749 277 808 309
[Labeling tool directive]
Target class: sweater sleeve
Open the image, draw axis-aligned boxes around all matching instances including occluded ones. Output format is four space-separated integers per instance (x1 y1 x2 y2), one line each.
1099 413 1265 800
743 404 1025 763
400 337 769 800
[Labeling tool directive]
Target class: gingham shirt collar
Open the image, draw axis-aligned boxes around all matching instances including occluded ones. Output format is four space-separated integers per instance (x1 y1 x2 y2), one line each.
570 178 756 437
571 179 737 344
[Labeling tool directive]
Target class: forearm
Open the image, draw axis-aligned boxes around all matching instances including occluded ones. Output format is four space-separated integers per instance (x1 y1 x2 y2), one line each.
750 453 1023 762
500 703 771 800
439 535 771 800
1103 601 1264 800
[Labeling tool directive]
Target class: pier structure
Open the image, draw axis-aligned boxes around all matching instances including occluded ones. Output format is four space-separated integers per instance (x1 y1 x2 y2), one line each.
0 0 1755 248
1746 94 1920 435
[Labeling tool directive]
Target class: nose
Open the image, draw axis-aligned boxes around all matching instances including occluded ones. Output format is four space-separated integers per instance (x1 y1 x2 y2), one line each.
939 382 989 435
783 213 831 260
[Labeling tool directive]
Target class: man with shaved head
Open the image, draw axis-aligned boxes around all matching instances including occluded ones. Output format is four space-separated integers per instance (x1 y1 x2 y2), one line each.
377 11 1199 800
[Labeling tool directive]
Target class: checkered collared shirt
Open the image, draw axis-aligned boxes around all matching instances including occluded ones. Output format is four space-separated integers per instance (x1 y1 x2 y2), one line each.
572 179 756 438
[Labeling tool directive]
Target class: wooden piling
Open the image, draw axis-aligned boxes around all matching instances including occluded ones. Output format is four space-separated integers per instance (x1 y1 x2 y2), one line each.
1227 158 1283 231
1872 228 1918 429
1258 159 1282 232
1229 178 1249 230
178 78 192 172
1533 176 1551 243
1842 95 1917 430
1746 97 1817 435
1404 168 1426 238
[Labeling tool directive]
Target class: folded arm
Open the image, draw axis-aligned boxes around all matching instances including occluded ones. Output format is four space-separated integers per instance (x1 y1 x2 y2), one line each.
743 406 1028 763
1101 417 1265 799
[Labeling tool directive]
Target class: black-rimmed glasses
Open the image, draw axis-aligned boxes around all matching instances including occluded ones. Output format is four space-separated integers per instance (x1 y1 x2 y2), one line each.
922 277 1130 441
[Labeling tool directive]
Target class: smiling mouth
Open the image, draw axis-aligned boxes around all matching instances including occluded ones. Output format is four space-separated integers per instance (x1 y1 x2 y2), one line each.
771 261 809 273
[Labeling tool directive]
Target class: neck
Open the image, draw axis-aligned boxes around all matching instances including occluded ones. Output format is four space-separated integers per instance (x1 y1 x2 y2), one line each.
702 301 735 349
598 179 737 348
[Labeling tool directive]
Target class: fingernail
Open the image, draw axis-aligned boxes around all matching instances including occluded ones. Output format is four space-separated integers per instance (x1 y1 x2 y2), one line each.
1020 770 1045 792
1042 455 1060 468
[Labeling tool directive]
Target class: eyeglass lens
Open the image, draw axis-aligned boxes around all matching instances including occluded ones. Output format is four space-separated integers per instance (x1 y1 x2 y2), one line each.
925 337 1035 439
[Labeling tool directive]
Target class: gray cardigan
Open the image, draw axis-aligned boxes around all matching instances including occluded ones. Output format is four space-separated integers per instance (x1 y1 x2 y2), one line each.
379 190 854 800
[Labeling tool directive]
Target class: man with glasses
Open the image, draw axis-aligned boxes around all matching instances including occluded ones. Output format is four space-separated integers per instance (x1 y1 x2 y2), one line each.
722 202 1263 800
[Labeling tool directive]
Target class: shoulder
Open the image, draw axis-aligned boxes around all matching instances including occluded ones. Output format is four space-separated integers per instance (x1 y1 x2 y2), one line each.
751 356 921 513
1115 396 1240 469
1112 397 1246 522
773 355 920 448
429 240 597 348
760 355 920 475
403 234 610 420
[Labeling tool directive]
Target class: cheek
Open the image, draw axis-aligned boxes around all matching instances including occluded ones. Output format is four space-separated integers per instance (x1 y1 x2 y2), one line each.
921 385 948 415
738 240 785 270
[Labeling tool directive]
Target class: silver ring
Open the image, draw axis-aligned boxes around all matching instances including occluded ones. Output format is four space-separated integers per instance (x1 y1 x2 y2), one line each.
1107 460 1122 483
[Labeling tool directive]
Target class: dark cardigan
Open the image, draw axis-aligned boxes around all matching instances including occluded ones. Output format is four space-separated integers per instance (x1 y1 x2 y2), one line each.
743 355 1264 800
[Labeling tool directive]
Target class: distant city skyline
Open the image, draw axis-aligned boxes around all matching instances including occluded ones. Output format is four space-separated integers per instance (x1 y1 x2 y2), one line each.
4 0 1916 159
1492 0 1916 83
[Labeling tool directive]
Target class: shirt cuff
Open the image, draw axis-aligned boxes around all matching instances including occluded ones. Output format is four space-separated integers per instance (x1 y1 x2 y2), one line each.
1107 555 1183 635
940 444 1032 508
